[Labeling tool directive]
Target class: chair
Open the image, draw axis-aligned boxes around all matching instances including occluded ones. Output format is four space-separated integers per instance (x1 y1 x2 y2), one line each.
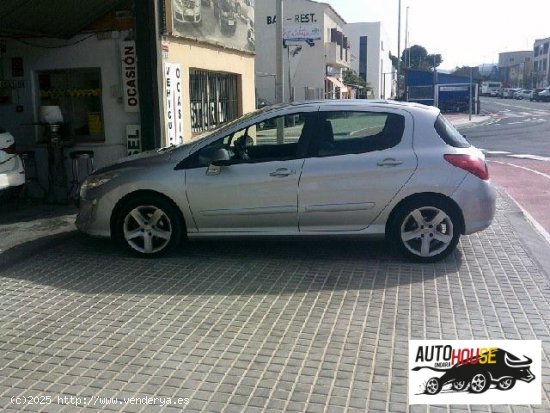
316 120 335 155
69 150 94 200
20 150 46 198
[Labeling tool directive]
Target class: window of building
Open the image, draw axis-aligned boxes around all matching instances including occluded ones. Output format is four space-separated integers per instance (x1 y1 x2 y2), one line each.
544 43 549 54
189 69 240 134
359 36 368 82
37 68 103 142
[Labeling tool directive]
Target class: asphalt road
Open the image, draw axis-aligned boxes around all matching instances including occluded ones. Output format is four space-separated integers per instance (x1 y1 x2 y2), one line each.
460 97 550 237
467 97 550 157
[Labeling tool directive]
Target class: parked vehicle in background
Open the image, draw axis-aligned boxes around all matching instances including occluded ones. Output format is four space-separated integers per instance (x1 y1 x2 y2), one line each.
0 127 25 198
530 88 544 101
514 89 532 100
536 87 550 102
502 88 521 99
77 100 496 263
481 81 501 96
173 0 201 24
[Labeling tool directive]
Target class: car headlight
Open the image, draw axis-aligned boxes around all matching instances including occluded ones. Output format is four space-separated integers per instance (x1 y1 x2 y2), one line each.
80 172 119 200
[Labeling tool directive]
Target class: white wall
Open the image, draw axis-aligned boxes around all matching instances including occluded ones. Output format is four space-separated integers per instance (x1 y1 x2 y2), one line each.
344 22 393 99
0 33 139 178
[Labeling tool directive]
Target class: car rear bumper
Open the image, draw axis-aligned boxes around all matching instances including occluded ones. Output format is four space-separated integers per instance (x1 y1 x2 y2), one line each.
452 175 497 235
0 155 25 191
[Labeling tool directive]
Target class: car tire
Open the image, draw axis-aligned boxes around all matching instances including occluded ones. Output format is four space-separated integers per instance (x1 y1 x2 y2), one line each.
390 197 461 263
425 377 442 395
469 372 491 393
497 377 516 391
452 380 468 391
114 194 183 258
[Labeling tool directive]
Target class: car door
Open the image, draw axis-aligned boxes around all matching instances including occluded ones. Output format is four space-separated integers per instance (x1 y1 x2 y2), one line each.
298 106 417 232
184 110 317 233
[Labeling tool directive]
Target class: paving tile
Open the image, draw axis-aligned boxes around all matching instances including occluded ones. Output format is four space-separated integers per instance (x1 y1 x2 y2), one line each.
0 195 549 412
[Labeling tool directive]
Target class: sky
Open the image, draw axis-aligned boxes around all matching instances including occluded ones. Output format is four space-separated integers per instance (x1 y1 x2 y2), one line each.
323 0 550 70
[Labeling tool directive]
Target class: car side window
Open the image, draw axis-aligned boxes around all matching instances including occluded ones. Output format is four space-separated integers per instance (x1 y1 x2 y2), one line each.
186 112 313 168
311 111 405 157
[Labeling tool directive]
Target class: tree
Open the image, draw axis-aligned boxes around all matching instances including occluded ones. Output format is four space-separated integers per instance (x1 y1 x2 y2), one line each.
342 69 370 90
342 69 372 98
391 44 443 71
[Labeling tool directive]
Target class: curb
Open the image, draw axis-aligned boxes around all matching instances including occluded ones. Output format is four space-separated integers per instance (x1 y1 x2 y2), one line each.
497 188 550 282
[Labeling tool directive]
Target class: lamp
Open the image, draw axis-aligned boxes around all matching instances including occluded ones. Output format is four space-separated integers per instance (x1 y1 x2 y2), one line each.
39 105 64 124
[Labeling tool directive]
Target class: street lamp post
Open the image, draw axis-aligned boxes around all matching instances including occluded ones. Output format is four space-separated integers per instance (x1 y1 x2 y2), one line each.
397 0 401 99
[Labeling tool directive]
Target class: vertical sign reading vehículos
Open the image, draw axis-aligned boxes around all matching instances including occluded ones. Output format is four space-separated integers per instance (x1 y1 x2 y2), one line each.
164 63 183 146
121 41 139 112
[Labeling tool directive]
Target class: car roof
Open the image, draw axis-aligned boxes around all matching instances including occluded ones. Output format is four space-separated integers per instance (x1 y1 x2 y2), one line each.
266 99 440 117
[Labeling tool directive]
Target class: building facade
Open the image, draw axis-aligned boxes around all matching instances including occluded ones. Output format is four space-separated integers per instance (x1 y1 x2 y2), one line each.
533 37 550 88
344 22 393 99
0 0 256 196
255 0 350 104
498 51 533 88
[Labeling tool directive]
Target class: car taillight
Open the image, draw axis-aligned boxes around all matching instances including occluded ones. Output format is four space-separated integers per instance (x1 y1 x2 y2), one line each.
444 154 489 180
2 143 16 155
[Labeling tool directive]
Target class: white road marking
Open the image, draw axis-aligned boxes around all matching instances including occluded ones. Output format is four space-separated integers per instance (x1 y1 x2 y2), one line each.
483 150 512 155
490 160 550 179
508 154 550 162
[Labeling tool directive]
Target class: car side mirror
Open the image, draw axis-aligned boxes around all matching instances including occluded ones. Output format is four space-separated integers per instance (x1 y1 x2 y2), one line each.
207 148 230 176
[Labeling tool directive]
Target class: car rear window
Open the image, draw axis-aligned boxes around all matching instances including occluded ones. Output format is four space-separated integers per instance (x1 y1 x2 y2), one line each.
434 115 471 148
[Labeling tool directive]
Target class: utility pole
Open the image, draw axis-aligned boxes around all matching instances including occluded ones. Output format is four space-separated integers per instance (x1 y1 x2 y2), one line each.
396 0 402 100
275 0 284 144
405 6 410 67
469 66 473 121
275 0 284 104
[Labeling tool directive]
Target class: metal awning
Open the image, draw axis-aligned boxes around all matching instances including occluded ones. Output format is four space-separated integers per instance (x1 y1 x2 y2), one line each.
326 76 348 93
0 0 127 39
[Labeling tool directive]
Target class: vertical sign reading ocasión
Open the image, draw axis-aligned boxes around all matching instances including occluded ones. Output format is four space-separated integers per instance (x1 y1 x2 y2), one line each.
121 41 139 112
164 63 183 146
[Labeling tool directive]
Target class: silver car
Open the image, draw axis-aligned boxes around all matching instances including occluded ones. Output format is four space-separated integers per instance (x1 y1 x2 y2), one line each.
77 100 496 262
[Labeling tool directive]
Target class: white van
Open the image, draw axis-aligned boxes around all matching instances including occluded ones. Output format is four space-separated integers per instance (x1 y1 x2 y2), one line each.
481 81 501 96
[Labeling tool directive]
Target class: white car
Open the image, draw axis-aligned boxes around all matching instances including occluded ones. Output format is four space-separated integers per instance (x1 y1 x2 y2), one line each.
0 127 25 197
77 100 496 262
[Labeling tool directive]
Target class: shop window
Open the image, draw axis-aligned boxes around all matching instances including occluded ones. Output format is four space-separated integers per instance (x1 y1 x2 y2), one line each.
189 69 240 134
37 68 103 142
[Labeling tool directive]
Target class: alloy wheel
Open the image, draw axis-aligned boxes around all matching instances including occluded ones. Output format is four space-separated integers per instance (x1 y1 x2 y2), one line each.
400 206 454 258
123 205 173 254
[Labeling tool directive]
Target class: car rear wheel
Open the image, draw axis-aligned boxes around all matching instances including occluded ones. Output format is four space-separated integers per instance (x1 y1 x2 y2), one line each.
452 380 467 391
390 197 461 262
115 195 183 257
425 377 442 395
469 372 491 393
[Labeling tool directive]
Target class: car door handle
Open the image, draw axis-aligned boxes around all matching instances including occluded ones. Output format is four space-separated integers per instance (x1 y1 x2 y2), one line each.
269 168 295 177
377 158 403 167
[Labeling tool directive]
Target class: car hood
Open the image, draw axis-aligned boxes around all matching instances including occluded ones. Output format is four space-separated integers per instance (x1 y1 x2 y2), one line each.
94 142 197 175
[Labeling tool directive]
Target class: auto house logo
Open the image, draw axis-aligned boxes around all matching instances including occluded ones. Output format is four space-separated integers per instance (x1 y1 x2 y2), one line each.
408 340 541 404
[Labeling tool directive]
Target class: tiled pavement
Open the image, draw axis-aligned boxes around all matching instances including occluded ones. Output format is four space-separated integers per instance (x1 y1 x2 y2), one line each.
0 194 549 412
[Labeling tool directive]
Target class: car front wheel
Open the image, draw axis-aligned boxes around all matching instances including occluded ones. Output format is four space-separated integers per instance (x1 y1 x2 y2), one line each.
390 197 461 262
115 195 183 257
